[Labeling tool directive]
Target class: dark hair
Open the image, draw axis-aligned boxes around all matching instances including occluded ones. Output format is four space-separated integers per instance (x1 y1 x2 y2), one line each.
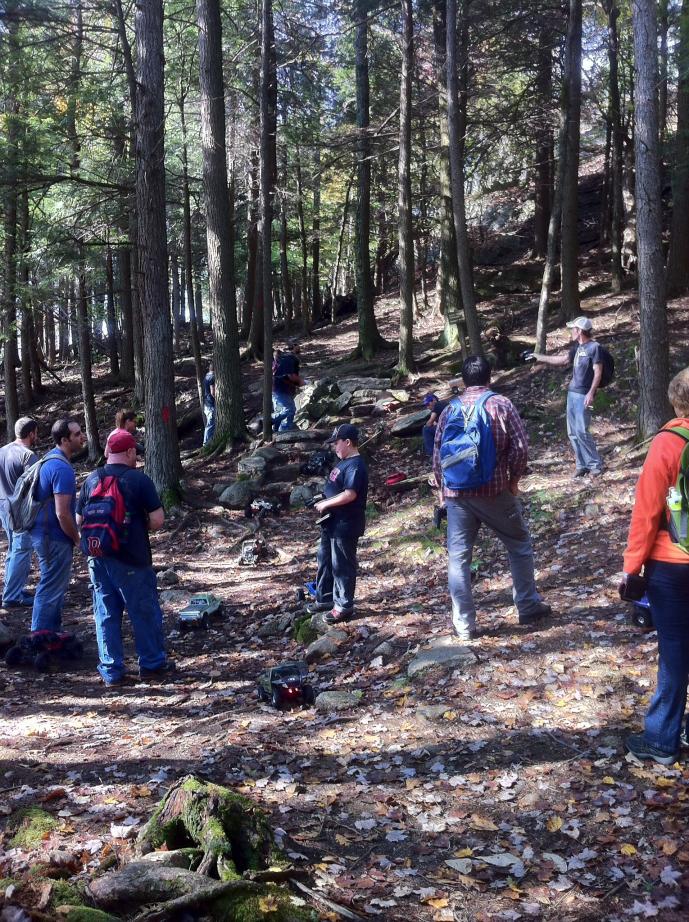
462 355 492 387
15 417 38 440
51 418 79 446
115 409 137 429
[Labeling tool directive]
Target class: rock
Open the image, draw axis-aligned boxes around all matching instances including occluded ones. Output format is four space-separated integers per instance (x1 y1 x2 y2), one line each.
88 862 225 909
0 620 13 650
310 611 332 635
389 389 411 403
295 379 340 413
237 455 267 479
159 589 190 605
352 388 390 401
156 568 179 588
333 392 353 412
305 630 348 663
390 409 431 436
315 690 363 711
372 641 394 659
60 909 120 922
339 377 392 392
252 445 284 463
275 429 328 444
219 480 261 508
289 484 316 507
139 848 202 869
267 463 302 483
407 644 476 677
372 396 397 414
212 482 232 496
418 704 452 720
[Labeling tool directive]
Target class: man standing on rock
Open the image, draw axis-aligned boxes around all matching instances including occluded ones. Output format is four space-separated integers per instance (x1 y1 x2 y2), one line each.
0 417 39 609
529 316 605 478
307 424 369 624
76 429 174 687
29 418 85 631
272 341 304 432
433 355 550 641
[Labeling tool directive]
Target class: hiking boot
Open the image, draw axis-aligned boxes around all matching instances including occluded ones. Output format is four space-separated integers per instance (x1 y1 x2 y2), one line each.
455 628 478 643
306 600 332 615
680 729 689 749
139 661 177 682
518 602 552 626
2 597 33 609
573 469 589 479
589 467 605 479
324 608 352 625
101 674 127 688
625 733 679 766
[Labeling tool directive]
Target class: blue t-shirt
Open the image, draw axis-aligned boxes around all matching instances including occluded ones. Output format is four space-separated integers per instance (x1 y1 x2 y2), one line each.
323 454 369 539
568 341 604 394
30 448 77 544
76 465 163 567
273 353 300 395
203 372 215 408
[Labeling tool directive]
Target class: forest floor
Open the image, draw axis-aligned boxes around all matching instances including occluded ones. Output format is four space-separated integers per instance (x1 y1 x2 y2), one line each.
2 270 689 922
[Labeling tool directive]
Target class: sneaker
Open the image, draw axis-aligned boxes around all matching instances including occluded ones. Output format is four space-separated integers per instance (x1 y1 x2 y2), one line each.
101 674 127 688
573 469 589 479
139 661 177 682
324 608 352 625
455 628 478 643
625 733 678 766
589 468 605 479
680 729 688 749
306 600 332 615
518 602 552 625
2 598 33 609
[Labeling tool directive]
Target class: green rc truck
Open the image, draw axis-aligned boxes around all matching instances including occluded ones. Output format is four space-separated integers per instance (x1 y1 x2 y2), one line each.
178 593 223 631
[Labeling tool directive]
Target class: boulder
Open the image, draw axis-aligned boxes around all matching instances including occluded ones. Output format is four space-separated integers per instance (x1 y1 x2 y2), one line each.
159 589 190 605
252 445 284 463
315 690 363 711
156 568 179 588
352 388 390 401
418 704 452 720
310 611 332 635
212 482 232 497
275 429 327 444
373 396 397 413
237 455 267 479
333 392 353 412
339 377 392 392
390 409 431 436
267 463 302 483
139 848 203 869
407 644 476 677
372 640 394 659
305 630 348 663
289 484 317 507
88 862 226 909
219 480 261 508
295 379 340 413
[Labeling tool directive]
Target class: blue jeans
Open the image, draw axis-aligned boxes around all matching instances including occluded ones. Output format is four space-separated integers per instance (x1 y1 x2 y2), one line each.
203 404 216 445
566 391 603 473
30 536 74 631
88 557 167 683
422 424 436 457
0 502 33 604
446 491 541 634
272 391 296 431
316 531 358 613
642 560 689 754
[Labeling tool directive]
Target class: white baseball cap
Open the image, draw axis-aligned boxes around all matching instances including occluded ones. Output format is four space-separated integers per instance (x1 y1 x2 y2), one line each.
566 316 593 332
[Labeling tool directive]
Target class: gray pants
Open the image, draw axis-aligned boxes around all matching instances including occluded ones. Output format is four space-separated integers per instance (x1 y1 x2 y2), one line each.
446 491 541 634
566 391 603 473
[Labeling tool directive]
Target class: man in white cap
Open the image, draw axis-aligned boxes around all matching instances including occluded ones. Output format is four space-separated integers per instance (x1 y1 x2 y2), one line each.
529 316 604 478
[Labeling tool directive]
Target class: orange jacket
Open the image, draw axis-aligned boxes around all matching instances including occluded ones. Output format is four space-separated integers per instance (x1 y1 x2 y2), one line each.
623 418 689 574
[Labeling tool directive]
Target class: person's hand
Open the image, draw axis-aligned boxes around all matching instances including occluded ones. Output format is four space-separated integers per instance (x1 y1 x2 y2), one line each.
618 573 629 600
584 390 595 409
314 500 327 514
521 350 537 363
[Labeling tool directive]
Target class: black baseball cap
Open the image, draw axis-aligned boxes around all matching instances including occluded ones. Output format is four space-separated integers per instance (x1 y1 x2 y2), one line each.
327 423 360 444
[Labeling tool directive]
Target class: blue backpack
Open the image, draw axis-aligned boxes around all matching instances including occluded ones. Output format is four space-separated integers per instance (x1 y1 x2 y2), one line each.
439 392 497 490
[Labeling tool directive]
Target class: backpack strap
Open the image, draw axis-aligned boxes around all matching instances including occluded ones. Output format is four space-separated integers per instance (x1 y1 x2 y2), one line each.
657 426 689 533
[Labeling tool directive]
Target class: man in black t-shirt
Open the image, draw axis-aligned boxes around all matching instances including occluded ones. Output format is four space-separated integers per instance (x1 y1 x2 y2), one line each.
0 417 39 608
203 362 216 445
307 424 369 624
76 429 174 687
530 316 605 478
272 343 304 432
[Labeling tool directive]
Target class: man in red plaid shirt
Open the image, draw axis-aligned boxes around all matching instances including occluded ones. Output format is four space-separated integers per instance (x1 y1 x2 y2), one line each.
432 355 551 641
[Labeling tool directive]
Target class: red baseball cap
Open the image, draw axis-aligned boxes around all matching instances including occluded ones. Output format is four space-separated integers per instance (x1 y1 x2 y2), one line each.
106 429 137 454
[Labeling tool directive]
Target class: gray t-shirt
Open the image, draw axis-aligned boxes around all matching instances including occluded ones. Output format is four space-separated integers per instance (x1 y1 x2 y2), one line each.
568 341 604 394
0 442 38 504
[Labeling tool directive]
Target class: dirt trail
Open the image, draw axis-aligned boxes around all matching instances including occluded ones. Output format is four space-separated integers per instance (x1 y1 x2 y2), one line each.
1 289 689 921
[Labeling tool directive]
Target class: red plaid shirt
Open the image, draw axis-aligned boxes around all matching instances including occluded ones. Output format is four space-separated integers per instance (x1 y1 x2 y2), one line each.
432 386 529 498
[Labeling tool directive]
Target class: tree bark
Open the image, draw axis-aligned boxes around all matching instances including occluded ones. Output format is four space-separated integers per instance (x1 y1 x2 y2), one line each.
106 245 120 377
659 0 669 143
295 143 310 332
354 0 385 359
397 0 415 374
171 250 181 350
118 246 134 381
18 190 33 406
135 0 182 498
559 0 582 321
534 26 553 258
77 259 102 462
311 138 322 324
243 149 259 342
603 0 624 291
632 0 671 435
277 113 293 331
446 0 481 354
667 0 689 295
3 14 20 438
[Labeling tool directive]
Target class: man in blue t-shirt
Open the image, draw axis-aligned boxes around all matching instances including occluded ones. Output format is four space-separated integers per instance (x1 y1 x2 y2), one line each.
530 316 605 478
272 343 304 432
76 429 174 687
29 418 85 631
203 362 216 445
307 424 369 624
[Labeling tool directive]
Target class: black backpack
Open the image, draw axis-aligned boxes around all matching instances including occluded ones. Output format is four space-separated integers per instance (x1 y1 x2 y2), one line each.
598 346 615 388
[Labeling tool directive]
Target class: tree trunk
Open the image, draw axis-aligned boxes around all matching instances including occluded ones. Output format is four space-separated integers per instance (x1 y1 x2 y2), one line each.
58 282 69 361
45 302 56 365
632 0 671 435
446 0 481 354
135 0 182 498
118 246 134 381
171 250 181 350
533 26 553 258
106 245 120 377
659 0 669 143
278 118 293 331
197 0 244 443
243 149 259 341
3 16 20 438
604 0 624 291
18 190 33 406
259 0 277 442
295 143 310 332
354 0 384 359
397 0 415 374
311 139 322 324
77 260 102 462
332 170 355 304
667 0 689 295
559 0 582 321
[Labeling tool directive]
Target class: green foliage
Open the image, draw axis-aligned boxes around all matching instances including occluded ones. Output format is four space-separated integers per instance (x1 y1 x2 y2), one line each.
8 807 57 848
